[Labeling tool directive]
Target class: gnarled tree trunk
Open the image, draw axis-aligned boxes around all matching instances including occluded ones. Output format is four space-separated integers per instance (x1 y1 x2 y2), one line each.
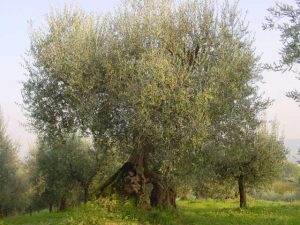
98 145 176 209
151 182 176 208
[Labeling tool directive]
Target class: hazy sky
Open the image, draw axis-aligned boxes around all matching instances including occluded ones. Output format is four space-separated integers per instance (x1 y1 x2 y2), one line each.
0 0 299 157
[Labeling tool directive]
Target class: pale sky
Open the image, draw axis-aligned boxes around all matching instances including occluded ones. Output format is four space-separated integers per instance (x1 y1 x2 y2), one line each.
0 0 299 157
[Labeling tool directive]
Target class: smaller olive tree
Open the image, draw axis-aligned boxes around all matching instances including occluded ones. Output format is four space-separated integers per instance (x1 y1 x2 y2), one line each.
206 121 286 208
62 135 111 204
34 139 76 211
28 134 119 211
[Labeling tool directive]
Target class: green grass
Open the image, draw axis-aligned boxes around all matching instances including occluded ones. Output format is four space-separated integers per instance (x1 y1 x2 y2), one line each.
179 199 300 225
1 199 300 225
1 198 180 225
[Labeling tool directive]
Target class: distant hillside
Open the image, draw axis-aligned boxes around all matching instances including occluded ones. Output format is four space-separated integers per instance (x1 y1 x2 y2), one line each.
285 139 300 163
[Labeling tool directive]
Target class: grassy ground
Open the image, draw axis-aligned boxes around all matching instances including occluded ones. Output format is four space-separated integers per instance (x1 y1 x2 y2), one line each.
180 199 300 225
1 199 300 225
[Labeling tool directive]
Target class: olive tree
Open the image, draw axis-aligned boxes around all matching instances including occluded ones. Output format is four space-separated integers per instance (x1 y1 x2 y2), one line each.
202 119 286 208
34 139 76 211
29 134 111 210
61 135 109 204
22 0 262 208
0 111 22 216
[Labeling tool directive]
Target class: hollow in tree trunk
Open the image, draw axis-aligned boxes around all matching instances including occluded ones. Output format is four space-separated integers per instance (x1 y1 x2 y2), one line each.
238 175 247 208
98 145 176 209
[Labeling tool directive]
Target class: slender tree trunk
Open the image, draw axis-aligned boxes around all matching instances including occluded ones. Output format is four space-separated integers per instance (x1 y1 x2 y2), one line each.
49 203 53 213
59 196 67 211
98 143 176 209
83 186 89 204
238 175 247 208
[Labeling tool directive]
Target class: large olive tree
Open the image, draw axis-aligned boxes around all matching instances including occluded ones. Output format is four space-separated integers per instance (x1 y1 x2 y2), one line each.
23 0 261 208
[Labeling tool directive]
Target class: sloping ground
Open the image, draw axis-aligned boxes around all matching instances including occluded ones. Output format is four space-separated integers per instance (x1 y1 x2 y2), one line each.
2 199 300 225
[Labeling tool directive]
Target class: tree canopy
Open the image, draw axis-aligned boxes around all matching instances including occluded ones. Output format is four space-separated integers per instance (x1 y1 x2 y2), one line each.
22 0 285 209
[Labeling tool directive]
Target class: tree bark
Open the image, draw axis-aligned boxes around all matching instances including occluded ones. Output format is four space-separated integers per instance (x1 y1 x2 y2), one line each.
151 182 176 208
238 175 247 208
98 146 176 209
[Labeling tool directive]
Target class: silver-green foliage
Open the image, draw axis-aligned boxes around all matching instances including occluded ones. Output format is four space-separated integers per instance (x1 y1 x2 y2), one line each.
29 134 116 207
203 120 286 192
23 0 262 179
